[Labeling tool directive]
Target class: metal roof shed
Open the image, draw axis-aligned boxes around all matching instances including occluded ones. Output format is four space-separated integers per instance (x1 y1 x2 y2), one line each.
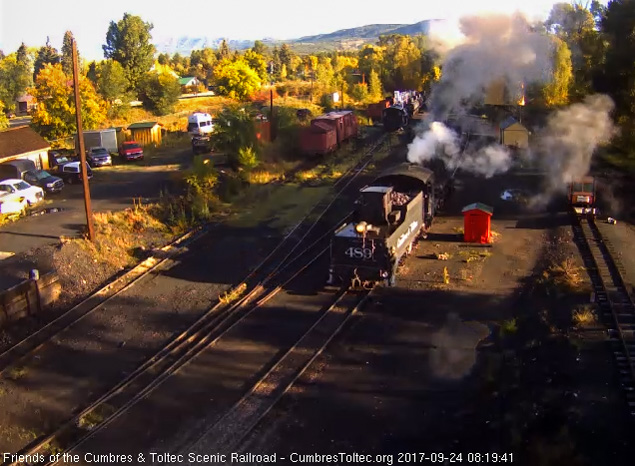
462 202 494 244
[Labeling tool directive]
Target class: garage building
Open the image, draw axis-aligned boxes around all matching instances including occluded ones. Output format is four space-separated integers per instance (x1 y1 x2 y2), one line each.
0 126 51 170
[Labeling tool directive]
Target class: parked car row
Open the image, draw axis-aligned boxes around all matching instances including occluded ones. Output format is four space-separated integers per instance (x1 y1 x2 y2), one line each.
1 139 143 217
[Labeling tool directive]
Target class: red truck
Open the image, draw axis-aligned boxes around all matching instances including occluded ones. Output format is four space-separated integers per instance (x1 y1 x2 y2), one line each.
118 141 144 161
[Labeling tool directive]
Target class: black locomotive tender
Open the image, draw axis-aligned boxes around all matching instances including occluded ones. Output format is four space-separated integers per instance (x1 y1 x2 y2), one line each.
329 162 451 288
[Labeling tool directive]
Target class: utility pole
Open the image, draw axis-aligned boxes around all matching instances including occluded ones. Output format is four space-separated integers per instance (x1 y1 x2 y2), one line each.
72 37 95 242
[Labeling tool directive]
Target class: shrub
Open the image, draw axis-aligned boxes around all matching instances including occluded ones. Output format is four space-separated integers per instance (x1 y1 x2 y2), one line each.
237 146 258 170
138 72 182 116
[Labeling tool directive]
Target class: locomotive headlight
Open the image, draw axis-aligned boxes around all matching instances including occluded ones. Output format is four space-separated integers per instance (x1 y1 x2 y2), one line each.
355 221 368 234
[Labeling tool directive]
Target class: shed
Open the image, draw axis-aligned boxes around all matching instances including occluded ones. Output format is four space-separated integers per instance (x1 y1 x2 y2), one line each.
0 126 51 170
127 122 162 146
499 117 529 149
462 203 493 244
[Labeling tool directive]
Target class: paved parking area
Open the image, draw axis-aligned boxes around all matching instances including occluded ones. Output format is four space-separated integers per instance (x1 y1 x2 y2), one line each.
0 148 192 257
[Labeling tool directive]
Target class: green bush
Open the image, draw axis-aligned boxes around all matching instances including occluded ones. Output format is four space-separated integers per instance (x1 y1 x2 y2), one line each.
237 146 258 170
138 72 182 116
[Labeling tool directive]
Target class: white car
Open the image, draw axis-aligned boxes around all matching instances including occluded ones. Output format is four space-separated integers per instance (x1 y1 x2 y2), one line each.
0 179 45 206
0 192 27 214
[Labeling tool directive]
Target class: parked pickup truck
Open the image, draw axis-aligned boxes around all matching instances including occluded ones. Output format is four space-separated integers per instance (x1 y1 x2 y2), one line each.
118 141 144 161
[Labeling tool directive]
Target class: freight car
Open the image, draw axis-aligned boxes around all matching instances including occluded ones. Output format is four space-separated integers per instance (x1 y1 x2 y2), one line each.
367 99 390 123
329 163 444 288
299 110 359 156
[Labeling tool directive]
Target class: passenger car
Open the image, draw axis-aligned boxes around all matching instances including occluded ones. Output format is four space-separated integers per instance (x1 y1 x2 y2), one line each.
118 141 144 161
87 147 112 167
58 162 93 184
23 170 64 194
0 179 44 206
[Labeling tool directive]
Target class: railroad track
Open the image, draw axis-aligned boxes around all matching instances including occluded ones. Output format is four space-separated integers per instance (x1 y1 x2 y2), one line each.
571 214 635 416
0 226 207 376
181 287 374 463
4 133 388 466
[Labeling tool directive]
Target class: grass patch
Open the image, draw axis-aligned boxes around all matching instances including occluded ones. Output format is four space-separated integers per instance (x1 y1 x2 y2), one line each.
573 305 596 327
541 258 584 293
459 249 491 263
219 283 248 305
443 267 450 284
5 366 27 380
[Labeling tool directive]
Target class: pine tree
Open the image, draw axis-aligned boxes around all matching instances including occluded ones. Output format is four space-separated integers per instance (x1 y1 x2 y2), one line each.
33 37 60 80
216 40 230 60
16 43 29 66
61 31 76 75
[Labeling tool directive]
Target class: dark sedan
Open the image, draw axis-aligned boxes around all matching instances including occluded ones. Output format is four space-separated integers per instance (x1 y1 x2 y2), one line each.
23 170 64 193
58 161 93 184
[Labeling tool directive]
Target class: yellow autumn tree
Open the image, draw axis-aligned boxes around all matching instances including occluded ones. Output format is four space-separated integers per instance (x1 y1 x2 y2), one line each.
542 36 573 107
30 63 106 139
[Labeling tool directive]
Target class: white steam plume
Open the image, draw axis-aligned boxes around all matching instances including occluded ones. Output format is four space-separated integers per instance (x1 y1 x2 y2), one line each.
428 12 553 120
534 94 616 189
407 121 512 179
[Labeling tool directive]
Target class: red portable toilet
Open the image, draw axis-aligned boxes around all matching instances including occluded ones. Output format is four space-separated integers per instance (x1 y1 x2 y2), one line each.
462 203 493 244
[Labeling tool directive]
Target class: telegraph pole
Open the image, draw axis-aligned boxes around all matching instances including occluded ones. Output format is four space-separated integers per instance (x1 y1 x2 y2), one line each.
72 37 95 242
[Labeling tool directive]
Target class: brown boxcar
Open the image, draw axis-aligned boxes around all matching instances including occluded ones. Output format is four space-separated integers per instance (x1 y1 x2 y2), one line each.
300 121 337 156
367 100 390 122
312 111 357 145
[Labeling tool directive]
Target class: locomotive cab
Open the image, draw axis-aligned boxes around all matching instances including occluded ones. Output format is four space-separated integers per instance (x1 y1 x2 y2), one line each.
568 176 596 216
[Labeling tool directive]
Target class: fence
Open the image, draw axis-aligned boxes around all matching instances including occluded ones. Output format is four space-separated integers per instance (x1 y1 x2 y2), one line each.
0 271 61 328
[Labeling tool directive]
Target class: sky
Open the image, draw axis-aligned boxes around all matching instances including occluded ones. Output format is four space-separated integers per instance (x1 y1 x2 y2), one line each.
0 0 604 61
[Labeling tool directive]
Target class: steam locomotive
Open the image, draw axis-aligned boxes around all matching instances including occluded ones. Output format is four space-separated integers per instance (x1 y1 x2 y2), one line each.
328 162 451 288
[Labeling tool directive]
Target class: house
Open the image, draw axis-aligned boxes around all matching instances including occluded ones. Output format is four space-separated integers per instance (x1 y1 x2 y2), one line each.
462 203 493 244
15 94 36 115
179 77 199 88
179 77 200 93
499 116 529 149
127 122 162 146
0 126 51 170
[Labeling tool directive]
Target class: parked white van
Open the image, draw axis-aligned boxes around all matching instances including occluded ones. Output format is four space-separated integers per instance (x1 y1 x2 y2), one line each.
187 113 214 136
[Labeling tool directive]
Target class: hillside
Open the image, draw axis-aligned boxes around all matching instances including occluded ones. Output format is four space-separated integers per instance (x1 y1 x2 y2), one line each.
155 19 446 56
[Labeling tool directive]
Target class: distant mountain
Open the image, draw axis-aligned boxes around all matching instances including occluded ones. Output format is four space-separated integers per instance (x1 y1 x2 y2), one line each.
155 19 447 56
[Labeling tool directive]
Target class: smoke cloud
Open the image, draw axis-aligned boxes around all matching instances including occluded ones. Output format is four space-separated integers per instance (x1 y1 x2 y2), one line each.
533 94 616 189
428 12 553 121
407 121 512 179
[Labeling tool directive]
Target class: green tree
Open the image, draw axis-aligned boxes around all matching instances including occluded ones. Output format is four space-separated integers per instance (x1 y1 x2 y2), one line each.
252 40 268 56
157 53 170 65
138 71 181 115
16 43 29 66
103 13 155 93
189 48 216 83
61 31 76 75
367 69 383 101
213 58 262 100
0 55 32 112
33 37 60 80
96 59 131 113
216 39 231 60
546 2 605 98
30 63 106 139
213 105 260 168
542 37 573 107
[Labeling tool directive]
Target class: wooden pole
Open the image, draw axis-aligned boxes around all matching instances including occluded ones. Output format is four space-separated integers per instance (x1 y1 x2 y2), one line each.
72 38 95 242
